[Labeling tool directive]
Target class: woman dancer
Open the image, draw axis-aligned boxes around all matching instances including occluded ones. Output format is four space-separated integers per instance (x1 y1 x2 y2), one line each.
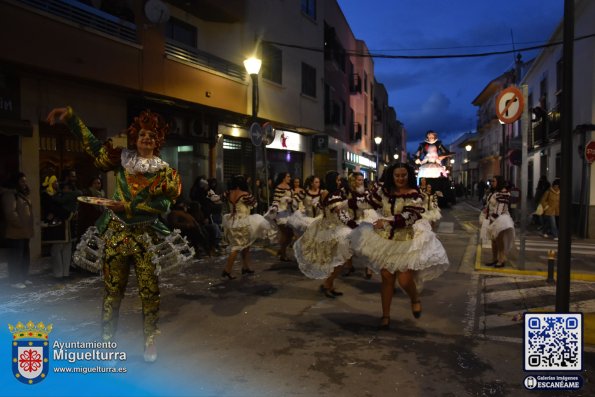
221 175 274 279
47 106 194 362
350 163 449 329
481 176 515 268
294 171 356 298
419 177 441 228
286 175 322 237
343 171 373 279
268 172 299 261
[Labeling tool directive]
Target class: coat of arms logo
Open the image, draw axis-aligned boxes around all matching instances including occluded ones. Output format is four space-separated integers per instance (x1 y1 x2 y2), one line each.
8 321 53 384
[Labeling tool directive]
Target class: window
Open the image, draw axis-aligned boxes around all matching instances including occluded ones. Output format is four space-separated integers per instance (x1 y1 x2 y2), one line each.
262 43 282 84
301 0 316 20
364 72 368 93
539 76 548 110
301 63 316 98
166 17 197 48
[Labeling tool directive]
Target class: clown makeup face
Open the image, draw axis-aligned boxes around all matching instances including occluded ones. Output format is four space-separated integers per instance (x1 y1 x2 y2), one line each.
137 129 157 157
426 132 438 144
393 167 409 189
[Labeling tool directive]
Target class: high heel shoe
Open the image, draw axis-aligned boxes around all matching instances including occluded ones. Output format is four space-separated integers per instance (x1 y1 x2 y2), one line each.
241 268 255 275
279 255 292 262
364 268 373 280
221 270 236 280
411 300 422 319
330 289 343 296
378 316 390 330
319 285 335 299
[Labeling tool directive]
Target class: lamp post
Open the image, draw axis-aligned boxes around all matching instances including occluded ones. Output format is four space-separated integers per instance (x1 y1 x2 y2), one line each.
374 136 382 180
244 56 268 202
465 144 472 196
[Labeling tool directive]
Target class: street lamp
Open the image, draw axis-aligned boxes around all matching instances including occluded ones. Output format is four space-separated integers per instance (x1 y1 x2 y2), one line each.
374 136 382 180
244 57 262 118
393 153 399 160
465 144 472 197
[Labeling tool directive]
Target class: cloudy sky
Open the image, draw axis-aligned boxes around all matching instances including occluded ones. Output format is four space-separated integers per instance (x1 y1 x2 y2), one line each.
338 0 564 152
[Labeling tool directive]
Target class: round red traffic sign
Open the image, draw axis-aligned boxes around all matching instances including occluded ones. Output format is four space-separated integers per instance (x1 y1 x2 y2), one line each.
586 140 595 164
496 86 524 124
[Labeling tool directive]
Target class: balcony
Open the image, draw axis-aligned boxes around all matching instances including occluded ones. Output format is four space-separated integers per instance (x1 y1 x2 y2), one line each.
17 0 138 44
165 40 246 81
167 0 246 23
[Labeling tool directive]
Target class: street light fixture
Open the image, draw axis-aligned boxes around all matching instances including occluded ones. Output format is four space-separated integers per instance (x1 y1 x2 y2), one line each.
393 153 399 160
374 136 382 179
244 57 262 118
464 144 472 196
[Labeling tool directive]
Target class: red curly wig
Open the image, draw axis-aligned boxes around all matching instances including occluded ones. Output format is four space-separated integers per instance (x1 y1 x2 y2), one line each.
126 110 169 156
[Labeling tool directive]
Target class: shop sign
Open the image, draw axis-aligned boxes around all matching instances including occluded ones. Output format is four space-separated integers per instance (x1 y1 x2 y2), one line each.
344 151 376 169
266 129 306 152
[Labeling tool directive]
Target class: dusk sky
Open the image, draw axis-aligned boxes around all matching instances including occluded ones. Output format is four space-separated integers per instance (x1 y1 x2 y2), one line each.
338 0 564 152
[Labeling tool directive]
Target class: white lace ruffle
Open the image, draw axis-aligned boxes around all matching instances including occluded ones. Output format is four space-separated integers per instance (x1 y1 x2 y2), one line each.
294 217 353 279
485 213 515 241
72 226 194 275
286 210 318 235
349 220 449 291
121 149 169 174
223 213 275 251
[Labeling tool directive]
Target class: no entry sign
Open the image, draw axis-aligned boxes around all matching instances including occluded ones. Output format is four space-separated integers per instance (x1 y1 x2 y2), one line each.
496 86 524 124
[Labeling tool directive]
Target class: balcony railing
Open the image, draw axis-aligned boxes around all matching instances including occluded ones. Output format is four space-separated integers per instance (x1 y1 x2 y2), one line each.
17 0 138 44
165 40 246 81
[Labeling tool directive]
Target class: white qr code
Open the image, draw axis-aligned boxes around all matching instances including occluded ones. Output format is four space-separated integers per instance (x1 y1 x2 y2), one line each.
524 313 582 371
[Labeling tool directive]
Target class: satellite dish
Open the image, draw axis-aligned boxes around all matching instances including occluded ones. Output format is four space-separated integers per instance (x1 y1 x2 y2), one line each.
144 0 170 24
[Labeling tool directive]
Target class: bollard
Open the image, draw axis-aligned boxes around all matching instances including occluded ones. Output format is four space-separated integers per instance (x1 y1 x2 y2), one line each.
546 249 556 284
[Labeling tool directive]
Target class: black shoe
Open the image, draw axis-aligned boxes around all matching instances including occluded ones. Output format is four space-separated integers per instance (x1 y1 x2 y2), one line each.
378 316 390 330
485 261 498 267
241 268 255 275
330 289 343 296
343 268 354 277
494 262 505 268
364 269 373 279
279 256 292 262
411 300 422 319
221 271 236 280
319 285 335 299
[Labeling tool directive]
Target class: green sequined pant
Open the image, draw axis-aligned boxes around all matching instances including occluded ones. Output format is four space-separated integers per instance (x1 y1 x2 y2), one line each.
101 222 160 345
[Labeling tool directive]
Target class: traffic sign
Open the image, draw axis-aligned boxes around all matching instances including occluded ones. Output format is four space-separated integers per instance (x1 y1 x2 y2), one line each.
496 86 524 124
262 122 275 145
586 140 595 164
249 122 263 146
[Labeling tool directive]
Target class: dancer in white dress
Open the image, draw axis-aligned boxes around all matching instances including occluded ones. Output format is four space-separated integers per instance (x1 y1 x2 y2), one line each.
419 177 441 227
294 171 357 298
267 172 300 261
286 175 322 236
480 175 514 268
350 163 449 329
221 175 274 279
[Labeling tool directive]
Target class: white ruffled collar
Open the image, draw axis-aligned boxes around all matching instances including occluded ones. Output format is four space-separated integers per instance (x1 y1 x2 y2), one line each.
121 149 169 174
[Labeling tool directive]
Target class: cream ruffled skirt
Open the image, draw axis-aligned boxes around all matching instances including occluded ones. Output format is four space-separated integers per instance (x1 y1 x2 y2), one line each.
223 213 276 252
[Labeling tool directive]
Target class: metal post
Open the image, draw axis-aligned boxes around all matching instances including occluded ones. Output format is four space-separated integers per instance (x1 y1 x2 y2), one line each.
251 74 259 119
546 250 556 284
519 85 529 269
556 0 574 313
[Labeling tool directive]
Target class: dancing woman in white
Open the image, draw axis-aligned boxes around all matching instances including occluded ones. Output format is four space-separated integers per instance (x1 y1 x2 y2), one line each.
350 163 449 329
268 172 300 261
480 175 514 268
221 175 273 279
294 171 357 298
286 175 323 237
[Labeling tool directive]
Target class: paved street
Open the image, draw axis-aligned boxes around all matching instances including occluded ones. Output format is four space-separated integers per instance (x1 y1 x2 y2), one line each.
1 201 594 396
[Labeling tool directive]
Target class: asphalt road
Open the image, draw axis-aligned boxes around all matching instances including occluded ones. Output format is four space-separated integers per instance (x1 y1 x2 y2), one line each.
1 202 593 397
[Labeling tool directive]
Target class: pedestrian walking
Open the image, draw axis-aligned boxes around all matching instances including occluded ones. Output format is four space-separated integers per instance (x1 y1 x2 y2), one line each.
539 178 560 240
47 106 194 362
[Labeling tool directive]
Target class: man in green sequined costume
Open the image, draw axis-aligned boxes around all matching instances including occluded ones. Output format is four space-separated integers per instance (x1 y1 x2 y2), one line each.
47 106 184 362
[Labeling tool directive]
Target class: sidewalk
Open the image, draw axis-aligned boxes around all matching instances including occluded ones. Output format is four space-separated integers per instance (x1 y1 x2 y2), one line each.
458 197 595 346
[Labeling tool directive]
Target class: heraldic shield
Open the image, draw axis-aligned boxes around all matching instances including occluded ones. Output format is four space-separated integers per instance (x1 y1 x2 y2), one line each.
8 321 53 385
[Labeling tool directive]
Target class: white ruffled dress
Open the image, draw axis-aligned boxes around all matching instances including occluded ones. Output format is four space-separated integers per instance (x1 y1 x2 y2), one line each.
480 190 515 243
286 190 322 236
265 186 298 226
349 190 449 290
222 193 274 252
294 190 355 279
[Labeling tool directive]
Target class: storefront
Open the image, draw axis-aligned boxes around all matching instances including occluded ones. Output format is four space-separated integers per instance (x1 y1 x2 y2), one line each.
343 150 377 181
265 129 310 183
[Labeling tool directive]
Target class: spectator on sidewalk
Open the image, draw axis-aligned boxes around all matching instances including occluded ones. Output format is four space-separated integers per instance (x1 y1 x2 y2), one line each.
540 178 560 240
1 172 34 289
533 175 550 231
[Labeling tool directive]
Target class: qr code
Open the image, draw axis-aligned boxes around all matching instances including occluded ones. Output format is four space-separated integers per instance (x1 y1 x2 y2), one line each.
524 313 582 371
